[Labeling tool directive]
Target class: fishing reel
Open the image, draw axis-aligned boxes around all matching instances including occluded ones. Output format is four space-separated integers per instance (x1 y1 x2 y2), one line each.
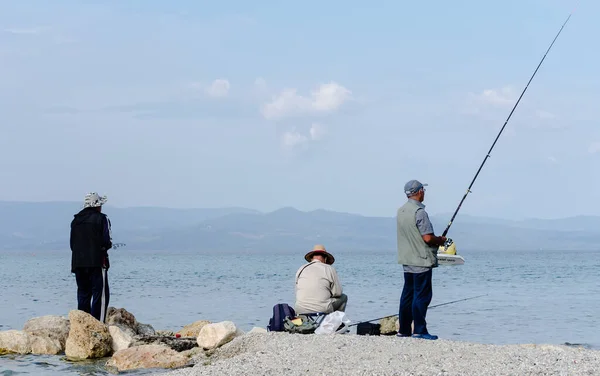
438 237 456 255
444 238 454 248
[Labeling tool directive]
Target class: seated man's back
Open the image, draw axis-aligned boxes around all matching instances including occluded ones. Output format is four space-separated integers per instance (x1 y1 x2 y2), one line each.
294 245 348 314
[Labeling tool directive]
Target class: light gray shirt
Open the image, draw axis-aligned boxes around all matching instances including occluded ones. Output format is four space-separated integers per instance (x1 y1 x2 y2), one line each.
294 260 343 314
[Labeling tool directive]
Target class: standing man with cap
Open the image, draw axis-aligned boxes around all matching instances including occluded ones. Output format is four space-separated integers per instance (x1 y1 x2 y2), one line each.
70 192 113 323
396 180 447 340
294 244 348 315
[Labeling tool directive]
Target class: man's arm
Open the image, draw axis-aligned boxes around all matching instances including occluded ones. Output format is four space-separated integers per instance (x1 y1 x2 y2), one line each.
101 215 113 250
329 267 343 298
416 209 446 247
69 223 74 252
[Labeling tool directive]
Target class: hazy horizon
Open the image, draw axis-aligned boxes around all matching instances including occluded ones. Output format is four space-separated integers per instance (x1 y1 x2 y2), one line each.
2 1 599 221
2 198 600 222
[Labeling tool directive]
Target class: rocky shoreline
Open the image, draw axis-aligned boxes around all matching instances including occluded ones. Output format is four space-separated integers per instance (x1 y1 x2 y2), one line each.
2 309 599 375
0 307 255 372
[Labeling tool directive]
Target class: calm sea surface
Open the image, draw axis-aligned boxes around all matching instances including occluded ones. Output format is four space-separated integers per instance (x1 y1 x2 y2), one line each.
1 248 599 375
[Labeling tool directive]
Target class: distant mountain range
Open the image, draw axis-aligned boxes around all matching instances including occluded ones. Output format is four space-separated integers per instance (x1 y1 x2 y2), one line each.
1 201 599 252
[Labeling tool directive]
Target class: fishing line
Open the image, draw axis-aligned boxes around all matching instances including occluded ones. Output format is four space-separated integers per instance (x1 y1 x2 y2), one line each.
347 293 487 327
441 7 577 238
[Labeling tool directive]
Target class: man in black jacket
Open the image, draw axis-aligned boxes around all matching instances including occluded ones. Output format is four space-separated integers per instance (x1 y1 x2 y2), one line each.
70 192 113 323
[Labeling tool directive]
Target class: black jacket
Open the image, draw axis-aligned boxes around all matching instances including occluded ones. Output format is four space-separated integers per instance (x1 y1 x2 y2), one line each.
70 207 113 272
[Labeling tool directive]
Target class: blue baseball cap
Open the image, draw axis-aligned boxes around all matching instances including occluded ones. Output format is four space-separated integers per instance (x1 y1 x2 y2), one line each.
404 180 427 196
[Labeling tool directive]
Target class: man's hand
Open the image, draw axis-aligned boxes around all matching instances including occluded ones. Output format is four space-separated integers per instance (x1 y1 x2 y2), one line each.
422 234 447 247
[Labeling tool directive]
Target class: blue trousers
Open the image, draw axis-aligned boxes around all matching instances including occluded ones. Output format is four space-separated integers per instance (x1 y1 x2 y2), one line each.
398 269 433 335
74 267 110 323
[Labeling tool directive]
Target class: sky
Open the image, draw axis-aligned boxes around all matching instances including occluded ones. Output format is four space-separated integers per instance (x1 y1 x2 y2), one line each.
1 0 599 220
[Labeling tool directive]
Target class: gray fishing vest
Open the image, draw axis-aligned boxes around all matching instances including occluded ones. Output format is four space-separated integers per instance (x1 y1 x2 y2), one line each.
396 200 438 268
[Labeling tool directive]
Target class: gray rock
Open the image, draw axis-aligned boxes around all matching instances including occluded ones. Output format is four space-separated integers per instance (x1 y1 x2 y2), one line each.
106 307 138 337
0 330 62 355
176 320 211 338
157 330 176 337
65 310 112 360
197 321 240 351
378 316 399 335
106 344 189 372
136 322 156 336
0 330 33 354
23 315 70 350
132 335 198 352
109 325 134 352
248 327 267 334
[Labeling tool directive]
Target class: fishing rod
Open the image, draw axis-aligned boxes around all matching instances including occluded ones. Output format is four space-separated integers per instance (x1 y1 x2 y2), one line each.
441 8 576 238
348 293 487 327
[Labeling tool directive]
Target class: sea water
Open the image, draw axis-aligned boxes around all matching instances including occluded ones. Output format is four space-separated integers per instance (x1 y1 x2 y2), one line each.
1 248 599 375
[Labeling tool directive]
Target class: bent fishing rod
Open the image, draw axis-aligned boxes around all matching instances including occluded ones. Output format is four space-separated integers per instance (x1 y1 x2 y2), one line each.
441 8 576 238
348 293 487 327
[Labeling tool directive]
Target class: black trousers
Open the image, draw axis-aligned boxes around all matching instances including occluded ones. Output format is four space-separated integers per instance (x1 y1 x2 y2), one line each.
398 269 433 335
74 267 109 323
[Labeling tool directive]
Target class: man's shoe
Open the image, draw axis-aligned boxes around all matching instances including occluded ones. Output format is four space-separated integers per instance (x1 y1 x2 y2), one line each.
396 333 411 337
412 333 438 340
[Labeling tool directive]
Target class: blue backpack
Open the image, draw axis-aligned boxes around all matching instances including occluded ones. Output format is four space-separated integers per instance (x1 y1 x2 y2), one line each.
267 303 296 332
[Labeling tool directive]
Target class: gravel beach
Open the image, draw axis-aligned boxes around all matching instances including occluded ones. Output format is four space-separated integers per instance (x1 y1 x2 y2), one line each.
164 332 599 376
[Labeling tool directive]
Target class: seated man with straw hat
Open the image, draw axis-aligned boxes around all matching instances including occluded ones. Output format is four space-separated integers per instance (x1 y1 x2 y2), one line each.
294 244 348 314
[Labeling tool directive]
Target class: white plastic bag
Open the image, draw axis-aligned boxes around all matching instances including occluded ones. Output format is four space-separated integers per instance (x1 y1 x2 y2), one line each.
314 311 351 335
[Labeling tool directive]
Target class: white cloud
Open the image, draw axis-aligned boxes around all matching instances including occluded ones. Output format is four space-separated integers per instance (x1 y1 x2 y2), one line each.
463 86 564 132
281 123 327 150
589 142 600 154
311 83 352 111
547 156 558 163
281 130 308 149
254 77 267 90
309 123 326 141
205 79 230 98
465 86 516 113
263 89 307 119
4 27 43 35
3 26 75 46
478 87 515 107
261 82 351 119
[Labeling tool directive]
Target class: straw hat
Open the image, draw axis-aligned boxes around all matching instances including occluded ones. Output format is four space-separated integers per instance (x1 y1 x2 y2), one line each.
304 244 335 265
